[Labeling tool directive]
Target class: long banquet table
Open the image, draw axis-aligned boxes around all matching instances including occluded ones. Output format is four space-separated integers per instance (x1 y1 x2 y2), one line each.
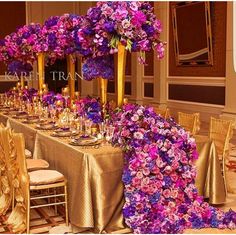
0 112 127 233
0 112 227 232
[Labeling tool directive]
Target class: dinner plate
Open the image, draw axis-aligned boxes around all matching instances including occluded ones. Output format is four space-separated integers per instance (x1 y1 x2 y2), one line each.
69 136 99 146
12 112 28 119
36 122 58 130
51 130 78 137
4 110 19 115
0 106 10 111
22 116 40 124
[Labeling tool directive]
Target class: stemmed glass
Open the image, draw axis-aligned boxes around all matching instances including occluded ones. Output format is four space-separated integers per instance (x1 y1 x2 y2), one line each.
49 105 57 123
98 122 106 141
106 125 115 142
84 119 93 136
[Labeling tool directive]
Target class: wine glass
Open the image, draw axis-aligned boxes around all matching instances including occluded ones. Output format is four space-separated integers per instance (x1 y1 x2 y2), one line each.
84 119 92 136
49 105 57 122
106 125 115 142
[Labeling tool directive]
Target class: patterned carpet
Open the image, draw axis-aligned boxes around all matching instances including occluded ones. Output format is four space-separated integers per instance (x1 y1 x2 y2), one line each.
0 204 66 234
1 193 236 234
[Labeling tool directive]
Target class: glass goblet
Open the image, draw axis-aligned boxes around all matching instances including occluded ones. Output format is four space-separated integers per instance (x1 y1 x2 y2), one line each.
106 125 115 142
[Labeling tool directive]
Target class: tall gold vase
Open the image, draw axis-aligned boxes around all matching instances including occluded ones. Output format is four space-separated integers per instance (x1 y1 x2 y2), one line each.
98 77 108 105
117 43 127 107
37 52 45 92
66 54 75 100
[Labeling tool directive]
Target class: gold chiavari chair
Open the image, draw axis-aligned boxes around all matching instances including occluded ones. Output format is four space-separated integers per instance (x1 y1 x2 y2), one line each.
178 112 200 135
154 107 171 119
209 117 233 194
2 129 69 233
0 127 12 216
0 122 49 171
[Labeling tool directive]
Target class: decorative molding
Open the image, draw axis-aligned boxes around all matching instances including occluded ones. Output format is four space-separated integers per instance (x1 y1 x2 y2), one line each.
168 76 225 86
167 99 224 108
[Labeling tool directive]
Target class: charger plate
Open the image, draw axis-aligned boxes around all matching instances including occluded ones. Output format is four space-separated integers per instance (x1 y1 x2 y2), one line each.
36 122 58 130
51 129 78 137
69 136 99 146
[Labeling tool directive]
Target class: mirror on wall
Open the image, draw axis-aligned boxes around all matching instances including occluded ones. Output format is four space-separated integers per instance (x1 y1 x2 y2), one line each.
171 2 213 66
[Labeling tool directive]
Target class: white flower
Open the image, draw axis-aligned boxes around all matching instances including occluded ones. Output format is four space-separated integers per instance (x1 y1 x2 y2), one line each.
131 114 139 122
134 131 144 139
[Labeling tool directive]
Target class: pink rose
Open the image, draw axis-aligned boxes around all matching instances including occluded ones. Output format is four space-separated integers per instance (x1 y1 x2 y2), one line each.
163 189 171 198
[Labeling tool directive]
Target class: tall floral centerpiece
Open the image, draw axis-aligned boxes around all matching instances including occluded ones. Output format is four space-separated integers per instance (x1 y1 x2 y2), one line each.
78 1 165 107
57 14 83 99
81 2 164 106
13 23 45 91
40 14 82 98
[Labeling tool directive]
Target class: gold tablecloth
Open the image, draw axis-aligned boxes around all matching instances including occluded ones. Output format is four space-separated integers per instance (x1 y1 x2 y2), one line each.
194 135 226 204
0 113 37 152
33 132 126 233
0 112 8 126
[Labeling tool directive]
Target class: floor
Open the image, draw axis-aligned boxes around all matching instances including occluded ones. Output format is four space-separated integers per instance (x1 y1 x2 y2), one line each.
0 205 66 234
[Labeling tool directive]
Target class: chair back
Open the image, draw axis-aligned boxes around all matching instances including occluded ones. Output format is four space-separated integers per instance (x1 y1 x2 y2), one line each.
209 117 233 158
178 112 200 135
154 107 171 119
0 128 29 233
0 127 12 214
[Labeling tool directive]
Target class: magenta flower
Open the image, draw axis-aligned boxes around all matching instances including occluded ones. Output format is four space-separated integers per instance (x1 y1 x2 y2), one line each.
131 11 147 27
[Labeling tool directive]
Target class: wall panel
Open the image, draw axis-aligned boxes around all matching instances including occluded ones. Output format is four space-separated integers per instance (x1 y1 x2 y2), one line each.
169 2 227 77
0 2 26 75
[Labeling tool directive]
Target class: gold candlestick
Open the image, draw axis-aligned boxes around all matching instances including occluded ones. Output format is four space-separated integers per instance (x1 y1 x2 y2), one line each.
98 77 108 105
123 98 129 104
37 52 45 92
75 91 80 99
117 42 127 107
66 54 75 100
20 76 24 89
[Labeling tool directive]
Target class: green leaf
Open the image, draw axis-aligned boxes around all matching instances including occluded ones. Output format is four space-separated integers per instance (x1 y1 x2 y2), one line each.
125 39 132 52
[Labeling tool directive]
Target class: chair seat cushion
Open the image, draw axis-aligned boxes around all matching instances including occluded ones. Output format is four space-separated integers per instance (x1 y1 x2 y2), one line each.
29 170 64 185
25 149 32 158
26 159 49 171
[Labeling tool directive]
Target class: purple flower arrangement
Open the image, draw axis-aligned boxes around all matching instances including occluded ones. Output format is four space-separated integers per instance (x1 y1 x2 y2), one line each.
42 92 65 107
82 55 114 81
5 87 37 102
7 60 33 76
109 103 236 233
80 1 165 63
21 88 38 102
40 14 83 64
7 23 43 64
76 96 102 123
